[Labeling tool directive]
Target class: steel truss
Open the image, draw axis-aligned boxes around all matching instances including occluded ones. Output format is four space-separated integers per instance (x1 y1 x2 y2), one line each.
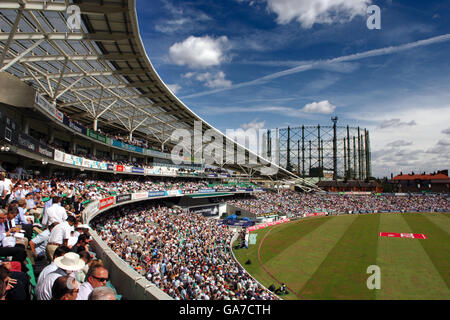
272 125 371 181
0 0 296 179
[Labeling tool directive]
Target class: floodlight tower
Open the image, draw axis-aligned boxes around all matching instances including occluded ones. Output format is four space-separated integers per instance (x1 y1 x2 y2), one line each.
331 117 338 180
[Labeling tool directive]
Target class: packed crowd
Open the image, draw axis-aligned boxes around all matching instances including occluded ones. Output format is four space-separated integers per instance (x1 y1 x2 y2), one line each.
2 167 447 301
0 174 251 212
92 204 277 300
227 191 450 217
0 171 117 300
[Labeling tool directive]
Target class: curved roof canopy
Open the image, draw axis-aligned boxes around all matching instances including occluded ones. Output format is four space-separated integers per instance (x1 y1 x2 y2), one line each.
0 0 304 181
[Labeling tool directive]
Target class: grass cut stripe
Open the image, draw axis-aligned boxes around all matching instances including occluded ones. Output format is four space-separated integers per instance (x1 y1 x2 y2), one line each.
261 214 358 300
258 217 330 264
424 213 450 235
233 217 329 298
403 213 450 290
376 214 450 300
299 214 380 300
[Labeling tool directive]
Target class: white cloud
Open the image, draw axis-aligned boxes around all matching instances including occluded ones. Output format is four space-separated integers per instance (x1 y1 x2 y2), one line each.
169 35 230 69
155 1 212 34
442 128 450 135
363 106 450 178
195 71 232 88
304 74 341 91
155 18 189 33
241 120 266 130
198 105 294 116
265 0 372 28
378 118 417 129
386 140 413 147
166 84 181 94
183 72 196 78
301 100 336 114
225 120 268 155
182 34 450 99
437 139 450 146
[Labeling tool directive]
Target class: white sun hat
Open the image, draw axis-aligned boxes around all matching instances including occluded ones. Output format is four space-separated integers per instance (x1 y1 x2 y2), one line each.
54 252 86 271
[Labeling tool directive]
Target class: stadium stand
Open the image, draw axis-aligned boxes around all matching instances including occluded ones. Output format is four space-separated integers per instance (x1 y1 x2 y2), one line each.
0 0 448 301
227 190 450 218
91 203 278 300
390 172 450 193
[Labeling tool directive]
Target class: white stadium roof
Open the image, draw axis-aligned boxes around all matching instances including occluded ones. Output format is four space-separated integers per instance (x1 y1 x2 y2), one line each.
0 0 318 183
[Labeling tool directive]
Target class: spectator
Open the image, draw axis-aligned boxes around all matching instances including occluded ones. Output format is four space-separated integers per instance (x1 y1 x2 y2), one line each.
0 210 27 265
25 192 42 222
0 172 13 207
35 245 71 293
0 273 5 300
15 199 34 240
36 252 85 300
77 265 109 300
73 196 85 215
2 207 28 255
88 286 116 300
75 251 93 283
42 196 67 227
51 275 79 300
0 264 29 301
30 222 59 260
71 234 89 254
46 216 78 261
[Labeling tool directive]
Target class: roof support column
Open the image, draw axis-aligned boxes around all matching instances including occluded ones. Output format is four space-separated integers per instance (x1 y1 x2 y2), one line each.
93 100 117 132
161 125 165 151
128 117 148 143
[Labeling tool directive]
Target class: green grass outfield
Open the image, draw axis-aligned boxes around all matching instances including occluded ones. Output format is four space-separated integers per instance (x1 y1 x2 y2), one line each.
233 212 450 300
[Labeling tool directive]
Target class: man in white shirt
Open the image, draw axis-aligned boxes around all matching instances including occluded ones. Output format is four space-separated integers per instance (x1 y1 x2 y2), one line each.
42 196 67 227
46 216 77 261
35 245 71 297
0 172 13 198
76 265 109 300
0 173 13 208
36 252 85 300
30 222 58 260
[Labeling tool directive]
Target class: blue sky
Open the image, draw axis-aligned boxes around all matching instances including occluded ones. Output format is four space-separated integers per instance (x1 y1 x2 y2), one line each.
136 0 450 178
